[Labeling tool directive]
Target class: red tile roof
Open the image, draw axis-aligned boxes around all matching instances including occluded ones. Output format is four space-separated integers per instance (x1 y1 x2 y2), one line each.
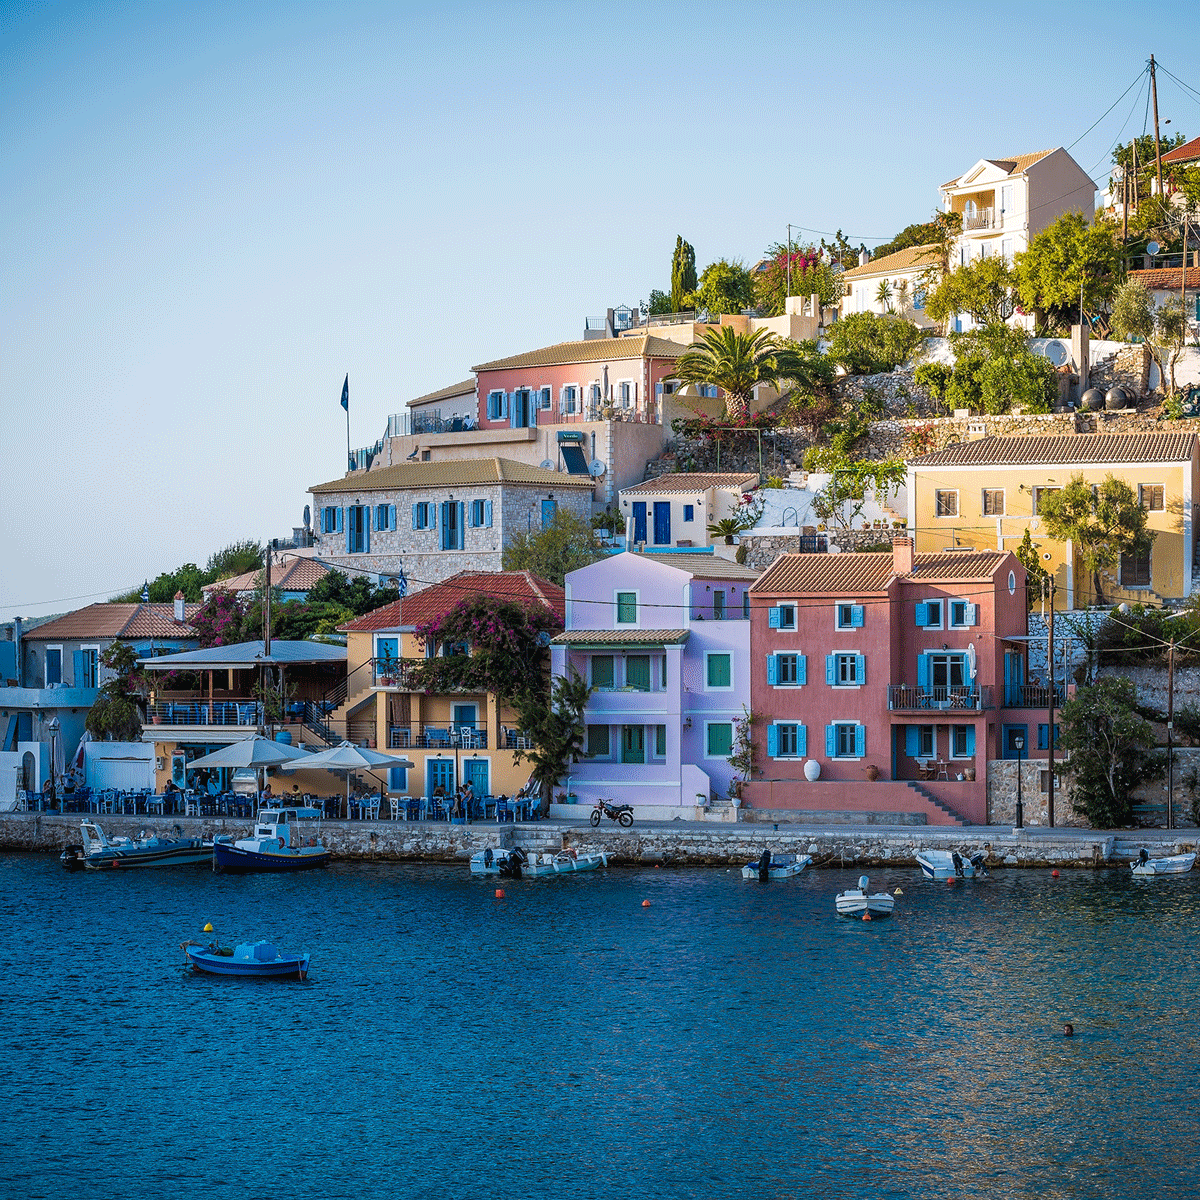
207 558 332 594
23 603 201 640
1163 136 1200 165
751 551 1007 594
340 571 565 632
910 432 1198 467
1127 266 1200 291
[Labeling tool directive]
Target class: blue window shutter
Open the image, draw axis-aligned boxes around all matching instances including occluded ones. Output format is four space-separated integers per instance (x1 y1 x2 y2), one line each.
1038 723 1048 750
364 512 370 553
851 604 864 628
797 655 807 685
767 724 778 757
905 725 919 756
917 654 929 688
797 725 807 756
336 507 344 534
855 725 865 757
966 726 976 755
430 502 436 529
855 653 866 684
484 500 492 528
825 655 836 685
825 725 836 756
767 655 778 685
413 504 420 529
458 502 465 549
768 606 780 629
915 602 928 627
345 512 352 552
72 649 84 686
965 603 977 626
389 504 396 531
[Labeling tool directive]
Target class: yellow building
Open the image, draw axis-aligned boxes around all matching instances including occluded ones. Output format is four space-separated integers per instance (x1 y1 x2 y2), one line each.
336 570 564 801
907 432 1200 608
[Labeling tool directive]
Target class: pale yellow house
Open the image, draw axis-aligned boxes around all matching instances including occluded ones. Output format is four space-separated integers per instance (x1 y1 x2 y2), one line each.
907 432 1200 608
336 571 564 802
838 244 940 328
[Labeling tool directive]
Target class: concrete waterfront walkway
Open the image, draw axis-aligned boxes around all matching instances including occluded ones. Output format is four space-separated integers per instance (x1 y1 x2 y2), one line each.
4 810 1197 869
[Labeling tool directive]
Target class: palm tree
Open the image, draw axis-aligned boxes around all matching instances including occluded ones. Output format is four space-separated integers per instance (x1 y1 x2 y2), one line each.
875 279 893 313
673 326 781 421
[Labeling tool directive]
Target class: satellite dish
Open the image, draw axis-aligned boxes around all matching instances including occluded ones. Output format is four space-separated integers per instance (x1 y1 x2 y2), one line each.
539 459 556 471
1041 341 1068 367
588 459 606 477
1146 241 1160 256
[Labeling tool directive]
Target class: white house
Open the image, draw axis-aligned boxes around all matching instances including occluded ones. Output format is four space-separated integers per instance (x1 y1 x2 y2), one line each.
618 473 759 549
838 244 940 328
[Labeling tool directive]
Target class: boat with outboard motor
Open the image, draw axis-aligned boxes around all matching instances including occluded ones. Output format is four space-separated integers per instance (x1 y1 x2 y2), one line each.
211 808 331 873
835 875 896 918
469 846 527 877
61 821 212 870
522 848 608 877
742 851 813 880
915 849 988 881
1131 849 1196 876
184 940 310 979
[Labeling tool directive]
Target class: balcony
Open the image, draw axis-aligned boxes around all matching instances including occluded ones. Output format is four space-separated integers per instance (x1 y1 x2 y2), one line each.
962 208 996 232
149 700 262 726
887 685 993 712
388 724 534 751
1004 683 1066 708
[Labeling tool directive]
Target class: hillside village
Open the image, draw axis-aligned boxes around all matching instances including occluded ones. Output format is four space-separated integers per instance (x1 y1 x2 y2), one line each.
5 130 1200 835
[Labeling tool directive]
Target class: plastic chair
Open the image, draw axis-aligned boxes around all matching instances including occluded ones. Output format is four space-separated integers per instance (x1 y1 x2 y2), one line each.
389 797 400 820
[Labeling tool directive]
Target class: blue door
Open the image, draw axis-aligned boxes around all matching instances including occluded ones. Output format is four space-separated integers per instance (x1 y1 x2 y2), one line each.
1004 651 1024 707
541 499 556 528
427 758 455 797
464 759 489 797
453 704 476 740
653 502 671 545
632 502 647 544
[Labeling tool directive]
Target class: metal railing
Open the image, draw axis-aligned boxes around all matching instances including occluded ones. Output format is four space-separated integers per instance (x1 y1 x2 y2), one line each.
962 209 996 231
150 700 262 726
388 723 525 751
1004 684 1066 708
887 685 993 712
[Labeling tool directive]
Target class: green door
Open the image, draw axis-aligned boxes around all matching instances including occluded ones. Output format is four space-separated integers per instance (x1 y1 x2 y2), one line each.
621 725 645 764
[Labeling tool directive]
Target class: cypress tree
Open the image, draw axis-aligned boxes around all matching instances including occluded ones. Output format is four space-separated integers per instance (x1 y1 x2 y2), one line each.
670 236 696 313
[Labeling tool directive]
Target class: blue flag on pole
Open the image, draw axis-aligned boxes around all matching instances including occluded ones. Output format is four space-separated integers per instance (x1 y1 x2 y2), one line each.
340 374 349 412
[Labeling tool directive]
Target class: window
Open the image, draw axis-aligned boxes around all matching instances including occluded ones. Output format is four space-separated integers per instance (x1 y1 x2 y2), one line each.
768 604 796 630
654 725 667 757
625 655 651 692
683 505 694 522
1033 486 1060 514
486 391 506 420
915 600 943 629
79 647 99 689
706 722 733 758
347 505 370 553
935 490 958 517
616 592 637 624
562 385 577 414
321 505 342 534
469 499 491 528
1001 237 1013 263
778 653 799 685
713 591 725 620
1121 546 1151 587
831 653 863 686
412 502 433 530
913 286 926 310
706 653 731 688
743 591 750 619
982 489 1005 516
440 501 464 551
836 603 864 630
768 653 806 686
949 600 976 628
585 725 611 759
660 656 667 688
591 656 614 689
539 386 551 410
773 723 802 757
952 725 973 757
926 652 966 689
1037 723 1061 750
1140 485 1164 512
374 503 396 532
830 723 864 758
619 381 632 406
919 725 934 758
45 647 62 686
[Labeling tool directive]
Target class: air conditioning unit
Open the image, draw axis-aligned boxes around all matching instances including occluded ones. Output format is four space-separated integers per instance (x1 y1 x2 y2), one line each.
156 757 165 770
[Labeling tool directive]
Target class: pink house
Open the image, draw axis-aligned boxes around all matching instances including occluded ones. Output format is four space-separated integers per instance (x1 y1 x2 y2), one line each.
744 537 1054 826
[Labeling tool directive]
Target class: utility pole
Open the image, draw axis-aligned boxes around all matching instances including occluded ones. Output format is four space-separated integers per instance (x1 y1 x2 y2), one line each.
1151 55 1164 201
1167 636 1175 830
1047 577 1056 828
1122 163 1128 242
786 223 792 299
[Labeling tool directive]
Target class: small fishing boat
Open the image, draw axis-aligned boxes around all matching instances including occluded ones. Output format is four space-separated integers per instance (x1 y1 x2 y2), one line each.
915 849 988 881
835 875 896 919
742 851 813 880
1131 849 1196 876
469 846 527 877
522 848 607 877
61 821 211 870
184 940 310 979
211 809 330 874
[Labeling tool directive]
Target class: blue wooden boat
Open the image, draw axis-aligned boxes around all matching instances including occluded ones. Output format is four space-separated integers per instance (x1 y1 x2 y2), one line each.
211 808 331 874
185 941 310 979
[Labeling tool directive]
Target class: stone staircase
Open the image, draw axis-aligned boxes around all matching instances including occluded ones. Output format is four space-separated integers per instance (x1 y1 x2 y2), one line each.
902 781 970 826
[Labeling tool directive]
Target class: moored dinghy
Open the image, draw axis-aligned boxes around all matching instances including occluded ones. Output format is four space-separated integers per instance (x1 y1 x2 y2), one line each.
184 940 310 979
523 848 607 877
212 808 331 873
915 849 988 881
742 850 813 880
1131 849 1196 876
469 847 527 877
835 875 895 918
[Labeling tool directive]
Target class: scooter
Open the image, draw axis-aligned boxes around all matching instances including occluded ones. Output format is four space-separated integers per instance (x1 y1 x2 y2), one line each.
591 798 634 828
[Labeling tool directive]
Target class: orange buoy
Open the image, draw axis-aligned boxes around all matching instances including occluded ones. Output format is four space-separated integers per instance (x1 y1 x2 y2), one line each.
863 912 872 921
946 876 957 885
642 899 651 908
1052 870 1060 878
494 888 505 899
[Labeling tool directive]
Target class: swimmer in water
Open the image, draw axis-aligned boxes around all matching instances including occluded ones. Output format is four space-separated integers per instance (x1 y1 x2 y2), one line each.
1063 1023 1074 1037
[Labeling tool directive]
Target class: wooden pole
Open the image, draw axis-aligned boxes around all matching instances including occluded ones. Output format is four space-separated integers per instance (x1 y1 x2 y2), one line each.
1047 578 1055 828
1151 55 1164 202
1122 163 1128 243
1167 637 1174 830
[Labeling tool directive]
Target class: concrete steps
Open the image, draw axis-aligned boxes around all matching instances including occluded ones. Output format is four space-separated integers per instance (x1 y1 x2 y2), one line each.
903 781 970 826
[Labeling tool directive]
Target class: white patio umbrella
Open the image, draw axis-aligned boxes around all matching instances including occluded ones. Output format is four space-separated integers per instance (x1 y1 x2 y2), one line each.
185 735 308 771
277 741 414 818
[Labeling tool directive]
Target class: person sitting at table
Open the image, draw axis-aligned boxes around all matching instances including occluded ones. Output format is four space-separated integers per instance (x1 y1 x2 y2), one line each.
260 783 273 803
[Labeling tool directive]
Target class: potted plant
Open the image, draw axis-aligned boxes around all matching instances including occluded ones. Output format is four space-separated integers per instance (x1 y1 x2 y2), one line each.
865 764 880 781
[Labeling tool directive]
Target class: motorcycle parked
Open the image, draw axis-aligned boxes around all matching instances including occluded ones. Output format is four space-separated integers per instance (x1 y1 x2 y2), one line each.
591 798 634 828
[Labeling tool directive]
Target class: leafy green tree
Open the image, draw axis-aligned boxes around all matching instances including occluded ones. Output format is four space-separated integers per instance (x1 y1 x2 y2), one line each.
674 325 782 421
1056 675 1162 828
870 219 944 261
925 257 1017 328
502 509 605 585
690 259 755 317
306 570 398 616
1015 529 1051 607
1112 133 1186 209
1111 281 1189 401
670 236 697 313
206 540 265 581
85 642 148 742
913 361 952 410
774 338 840 431
941 324 1055 415
1037 473 1155 604
818 228 861 273
827 312 924 375
268 601 355 641
513 670 591 816
646 289 672 315
1013 212 1122 331
809 459 907 534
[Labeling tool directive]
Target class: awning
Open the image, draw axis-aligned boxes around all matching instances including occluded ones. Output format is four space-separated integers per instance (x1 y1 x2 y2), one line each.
550 629 690 649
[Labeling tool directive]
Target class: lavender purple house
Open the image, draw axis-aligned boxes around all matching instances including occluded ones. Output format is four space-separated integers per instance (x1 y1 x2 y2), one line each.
551 550 760 817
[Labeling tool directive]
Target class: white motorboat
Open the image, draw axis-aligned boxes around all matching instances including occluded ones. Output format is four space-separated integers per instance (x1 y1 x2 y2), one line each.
61 821 211 870
835 875 895 918
469 847 527 877
915 849 988 881
523 849 607 877
1131 850 1196 876
742 851 813 880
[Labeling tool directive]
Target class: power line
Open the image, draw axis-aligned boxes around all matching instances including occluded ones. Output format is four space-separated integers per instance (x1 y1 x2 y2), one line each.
1065 66 1149 152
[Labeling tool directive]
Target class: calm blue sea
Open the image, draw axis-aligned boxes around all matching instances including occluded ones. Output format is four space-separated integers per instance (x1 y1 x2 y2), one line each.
2 853 1197 1200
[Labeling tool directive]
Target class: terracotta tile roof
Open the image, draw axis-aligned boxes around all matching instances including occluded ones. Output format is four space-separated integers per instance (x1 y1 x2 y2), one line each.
340 571 565 632
906 551 1008 581
622 473 759 494
23 602 201 640
1163 136 1200 165
841 244 940 280
208 558 332 594
310 457 595 495
942 149 1057 189
406 379 476 410
751 550 1007 594
551 629 690 647
910 432 1198 467
639 553 762 581
1128 266 1200 290
472 334 687 372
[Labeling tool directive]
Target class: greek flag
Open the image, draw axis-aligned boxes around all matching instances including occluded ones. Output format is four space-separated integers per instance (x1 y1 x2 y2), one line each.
141 582 150 602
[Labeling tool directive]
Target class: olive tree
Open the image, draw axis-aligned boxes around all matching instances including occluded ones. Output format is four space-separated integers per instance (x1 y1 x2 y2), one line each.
1110 281 1189 402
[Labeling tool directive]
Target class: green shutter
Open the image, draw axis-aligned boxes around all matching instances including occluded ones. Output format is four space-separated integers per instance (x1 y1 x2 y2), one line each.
707 654 731 687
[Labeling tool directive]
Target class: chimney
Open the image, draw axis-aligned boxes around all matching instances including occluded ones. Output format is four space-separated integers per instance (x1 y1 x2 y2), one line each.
892 535 914 575
173 590 185 623
858 245 870 267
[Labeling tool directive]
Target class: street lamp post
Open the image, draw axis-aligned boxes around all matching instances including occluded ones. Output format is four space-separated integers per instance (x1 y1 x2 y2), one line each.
1013 733 1025 829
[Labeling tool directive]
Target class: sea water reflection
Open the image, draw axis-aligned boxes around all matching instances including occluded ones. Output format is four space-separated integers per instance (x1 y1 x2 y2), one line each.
2 855 1197 1199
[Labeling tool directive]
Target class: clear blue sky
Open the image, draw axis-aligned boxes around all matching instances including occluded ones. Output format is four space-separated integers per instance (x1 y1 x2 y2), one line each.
2 0 1198 616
